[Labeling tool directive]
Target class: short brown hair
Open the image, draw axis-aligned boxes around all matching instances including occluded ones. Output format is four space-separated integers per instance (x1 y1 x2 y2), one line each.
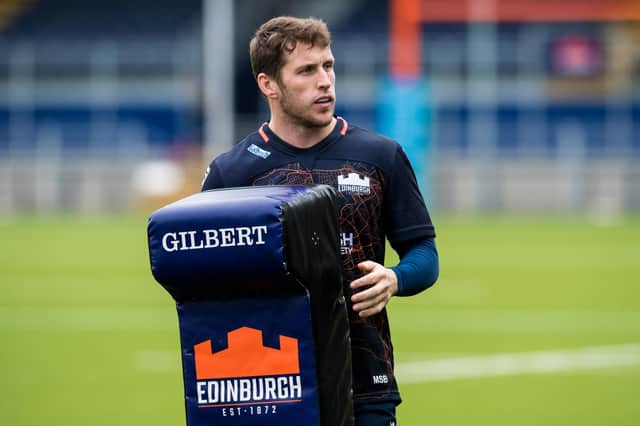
249 16 331 81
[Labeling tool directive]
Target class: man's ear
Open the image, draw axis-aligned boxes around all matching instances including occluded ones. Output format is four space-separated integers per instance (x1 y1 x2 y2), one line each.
256 73 279 99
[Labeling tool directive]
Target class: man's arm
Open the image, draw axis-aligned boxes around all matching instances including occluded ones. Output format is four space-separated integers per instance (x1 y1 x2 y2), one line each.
391 237 439 296
350 237 439 317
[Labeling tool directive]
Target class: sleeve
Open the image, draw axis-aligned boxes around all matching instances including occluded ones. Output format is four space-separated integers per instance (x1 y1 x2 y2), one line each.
384 145 435 245
201 161 225 191
390 237 439 296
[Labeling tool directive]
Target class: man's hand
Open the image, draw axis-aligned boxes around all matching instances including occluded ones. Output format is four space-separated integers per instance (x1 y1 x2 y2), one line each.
350 261 398 318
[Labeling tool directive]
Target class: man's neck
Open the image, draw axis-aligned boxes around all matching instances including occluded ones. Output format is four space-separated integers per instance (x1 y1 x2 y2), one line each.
268 116 337 149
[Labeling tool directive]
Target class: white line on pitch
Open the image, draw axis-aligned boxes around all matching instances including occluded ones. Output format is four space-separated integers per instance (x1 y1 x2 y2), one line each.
396 343 640 383
135 344 640 378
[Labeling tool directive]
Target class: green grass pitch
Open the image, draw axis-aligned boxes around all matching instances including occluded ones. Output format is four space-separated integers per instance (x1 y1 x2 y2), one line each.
0 215 639 425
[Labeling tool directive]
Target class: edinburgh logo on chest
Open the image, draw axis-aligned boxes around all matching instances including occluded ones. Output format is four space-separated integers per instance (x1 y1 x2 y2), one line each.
337 173 371 194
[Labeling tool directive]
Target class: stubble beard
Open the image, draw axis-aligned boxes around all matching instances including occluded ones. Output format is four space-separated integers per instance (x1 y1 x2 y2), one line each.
278 87 334 130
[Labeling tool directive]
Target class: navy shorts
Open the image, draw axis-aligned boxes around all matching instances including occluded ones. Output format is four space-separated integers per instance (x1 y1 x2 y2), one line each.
354 401 398 426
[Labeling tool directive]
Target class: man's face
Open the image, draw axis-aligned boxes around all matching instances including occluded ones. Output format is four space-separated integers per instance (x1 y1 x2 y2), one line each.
274 43 336 129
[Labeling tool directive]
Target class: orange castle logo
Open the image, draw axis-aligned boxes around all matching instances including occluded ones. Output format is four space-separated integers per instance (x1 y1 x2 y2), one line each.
194 326 300 380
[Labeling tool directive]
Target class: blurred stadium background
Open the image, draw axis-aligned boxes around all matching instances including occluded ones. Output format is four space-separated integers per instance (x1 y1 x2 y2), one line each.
1 1 638 425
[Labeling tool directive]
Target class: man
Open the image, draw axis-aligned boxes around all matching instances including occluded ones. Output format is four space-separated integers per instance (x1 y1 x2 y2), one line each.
202 16 439 426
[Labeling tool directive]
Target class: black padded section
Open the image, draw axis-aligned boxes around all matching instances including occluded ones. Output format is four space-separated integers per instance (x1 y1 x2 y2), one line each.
282 185 354 426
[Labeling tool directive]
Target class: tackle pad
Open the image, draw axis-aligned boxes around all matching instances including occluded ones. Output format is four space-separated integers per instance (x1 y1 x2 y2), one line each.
147 185 354 426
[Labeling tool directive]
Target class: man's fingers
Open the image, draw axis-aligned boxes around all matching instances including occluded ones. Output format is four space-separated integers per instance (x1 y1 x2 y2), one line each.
350 271 381 290
357 261 376 273
357 301 387 318
351 274 381 294
352 290 389 312
351 261 384 289
349 261 398 317
351 286 382 304
351 280 384 302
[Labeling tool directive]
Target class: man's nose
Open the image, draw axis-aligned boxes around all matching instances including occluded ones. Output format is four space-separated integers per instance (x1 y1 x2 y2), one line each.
318 70 332 88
